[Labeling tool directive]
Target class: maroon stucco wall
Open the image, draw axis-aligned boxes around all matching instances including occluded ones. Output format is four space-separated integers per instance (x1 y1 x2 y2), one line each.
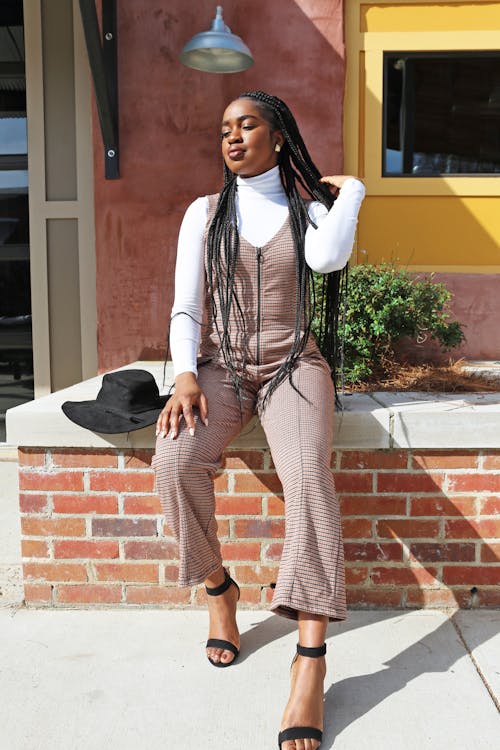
92 1 346 372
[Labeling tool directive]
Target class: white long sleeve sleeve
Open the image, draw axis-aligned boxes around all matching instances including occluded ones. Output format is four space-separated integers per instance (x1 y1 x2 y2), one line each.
169 167 365 378
169 197 207 378
305 177 366 272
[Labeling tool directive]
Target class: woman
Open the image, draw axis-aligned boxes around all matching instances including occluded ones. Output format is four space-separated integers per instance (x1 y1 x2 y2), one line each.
154 90 365 750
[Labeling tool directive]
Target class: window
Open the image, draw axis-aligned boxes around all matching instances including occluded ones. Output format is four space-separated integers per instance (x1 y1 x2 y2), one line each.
383 51 500 176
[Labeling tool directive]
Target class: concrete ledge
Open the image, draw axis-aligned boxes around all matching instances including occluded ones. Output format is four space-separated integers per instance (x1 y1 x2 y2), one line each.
6 361 500 449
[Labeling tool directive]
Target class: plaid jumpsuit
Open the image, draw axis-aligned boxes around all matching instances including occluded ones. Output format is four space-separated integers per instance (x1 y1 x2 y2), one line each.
153 194 346 622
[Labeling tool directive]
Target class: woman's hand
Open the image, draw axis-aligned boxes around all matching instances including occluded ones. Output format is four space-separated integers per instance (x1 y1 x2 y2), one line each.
156 372 208 440
320 175 364 193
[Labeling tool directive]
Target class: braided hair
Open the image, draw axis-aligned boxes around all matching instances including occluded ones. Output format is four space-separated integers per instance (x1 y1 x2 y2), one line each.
206 90 348 409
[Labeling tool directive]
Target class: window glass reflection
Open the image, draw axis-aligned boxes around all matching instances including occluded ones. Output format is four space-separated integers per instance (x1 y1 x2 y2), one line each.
0 117 26 153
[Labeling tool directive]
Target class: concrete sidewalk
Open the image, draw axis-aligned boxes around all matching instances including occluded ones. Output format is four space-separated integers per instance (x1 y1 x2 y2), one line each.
0 606 498 750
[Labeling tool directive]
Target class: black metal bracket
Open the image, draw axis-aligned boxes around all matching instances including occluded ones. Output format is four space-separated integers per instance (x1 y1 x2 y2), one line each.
79 0 119 179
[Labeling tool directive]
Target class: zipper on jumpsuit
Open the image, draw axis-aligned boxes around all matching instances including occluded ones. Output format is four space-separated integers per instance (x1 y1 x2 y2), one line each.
255 247 262 366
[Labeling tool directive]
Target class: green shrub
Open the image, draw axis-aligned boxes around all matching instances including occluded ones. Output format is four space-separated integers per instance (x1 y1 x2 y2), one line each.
312 263 465 383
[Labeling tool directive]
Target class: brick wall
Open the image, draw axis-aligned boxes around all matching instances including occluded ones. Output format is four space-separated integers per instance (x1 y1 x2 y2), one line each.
18 447 500 608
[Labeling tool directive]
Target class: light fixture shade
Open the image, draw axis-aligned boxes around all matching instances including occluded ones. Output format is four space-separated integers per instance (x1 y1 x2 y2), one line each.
180 6 254 74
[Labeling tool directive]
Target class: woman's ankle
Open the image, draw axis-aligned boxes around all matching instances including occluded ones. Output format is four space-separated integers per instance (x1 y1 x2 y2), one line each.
204 564 226 589
297 610 328 648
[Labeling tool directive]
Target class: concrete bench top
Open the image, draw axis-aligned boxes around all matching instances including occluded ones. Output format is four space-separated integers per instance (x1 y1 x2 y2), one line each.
6 361 500 450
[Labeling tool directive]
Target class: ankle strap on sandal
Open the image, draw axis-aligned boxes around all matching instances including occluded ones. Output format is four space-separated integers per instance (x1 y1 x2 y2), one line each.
296 643 327 658
205 567 232 597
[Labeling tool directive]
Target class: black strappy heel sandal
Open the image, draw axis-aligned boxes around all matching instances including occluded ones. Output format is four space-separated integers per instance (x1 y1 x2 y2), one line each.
205 566 240 668
278 642 327 749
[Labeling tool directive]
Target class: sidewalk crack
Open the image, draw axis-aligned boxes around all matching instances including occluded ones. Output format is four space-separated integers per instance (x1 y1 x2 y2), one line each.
451 616 500 713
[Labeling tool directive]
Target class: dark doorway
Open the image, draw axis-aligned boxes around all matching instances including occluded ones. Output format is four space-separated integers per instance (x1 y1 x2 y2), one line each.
0 0 33 442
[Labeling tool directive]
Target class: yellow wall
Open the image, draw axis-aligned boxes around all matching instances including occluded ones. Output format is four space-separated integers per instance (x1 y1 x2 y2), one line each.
358 197 500 266
361 3 500 32
345 1 500 271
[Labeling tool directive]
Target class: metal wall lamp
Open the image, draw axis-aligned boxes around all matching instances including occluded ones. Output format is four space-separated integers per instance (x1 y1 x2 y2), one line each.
79 0 119 179
180 6 254 73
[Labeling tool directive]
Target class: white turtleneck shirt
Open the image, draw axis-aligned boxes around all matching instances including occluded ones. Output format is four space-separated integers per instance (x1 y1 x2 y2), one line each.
170 166 366 377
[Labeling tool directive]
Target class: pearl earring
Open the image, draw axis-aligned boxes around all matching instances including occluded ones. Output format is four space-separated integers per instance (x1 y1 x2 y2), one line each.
274 143 281 153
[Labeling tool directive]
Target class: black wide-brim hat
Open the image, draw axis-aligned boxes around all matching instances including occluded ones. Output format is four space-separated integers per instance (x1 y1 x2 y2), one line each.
62 369 170 434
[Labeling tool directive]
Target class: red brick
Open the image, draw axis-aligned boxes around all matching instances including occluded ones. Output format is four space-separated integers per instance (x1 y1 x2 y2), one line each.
123 495 162 514
21 517 86 537
329 452 339 470
21 539 49 558
481 543 500 563
54 540 119 559
344 542 403 562
23 562 88 582
19 493 48 513
52 494 119 514
216 518 230 537
163 565 180 582
444 518 500 539
335 473 373 493
124 540 178 560
161 521 177 537
377 519 440 539
214 473 228 492
125 586 190 604
480 496 500 515
346 588 403 607
406 587 459 608
215 495 262 515
222 450 264 470
123 450 154 468
91 518 157 537
220 542 260 560
342 519 372 538
94 563 159 582
52 450 118 468
229 565 278 586
233 565 278 584
23 583 52 603
264 542 283 561
233 473 283 494
18 449 46 466
19 471 84 492
340 495 407 516
345 566 369 584
412 452 478 470
371 566 438 586
236 587 262 604
482 453 500 470
376 472 444 493
443 566 500 586
448 474 500 493
234 518 285 539
57 584 122 603
409 543 475 563
340 450 409 470
410 496 476 517
266 495 285 516
454 587 500 607
89 471 155 493
265 586 276 603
